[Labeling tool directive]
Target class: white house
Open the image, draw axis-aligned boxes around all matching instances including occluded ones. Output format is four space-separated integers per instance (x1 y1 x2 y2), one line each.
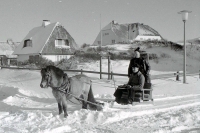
13 20 79 62
93 20 163 45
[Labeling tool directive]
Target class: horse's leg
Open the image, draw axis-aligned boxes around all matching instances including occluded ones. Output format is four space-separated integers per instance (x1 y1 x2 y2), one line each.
52 90 63 115
80 94 87 109
60 94 68 117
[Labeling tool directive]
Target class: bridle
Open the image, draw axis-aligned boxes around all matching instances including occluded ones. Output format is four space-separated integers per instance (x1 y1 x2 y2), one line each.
45 71 71 94
44 70 52 87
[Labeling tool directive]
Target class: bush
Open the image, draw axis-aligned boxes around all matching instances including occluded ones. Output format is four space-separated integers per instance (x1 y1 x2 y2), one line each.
110 52 132 60
35 57 54 68
81 43 90 48
149 53 158 60
160 53 171 58
55 57 78 70
75 52 100 61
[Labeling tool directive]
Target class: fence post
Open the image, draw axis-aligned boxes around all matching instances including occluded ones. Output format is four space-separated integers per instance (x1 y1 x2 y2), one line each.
100 55 102 79
108 56 111 80
174 71 180 81
81 69 83 74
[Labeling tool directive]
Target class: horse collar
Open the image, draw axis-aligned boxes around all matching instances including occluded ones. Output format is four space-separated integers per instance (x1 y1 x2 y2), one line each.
53 74 70 94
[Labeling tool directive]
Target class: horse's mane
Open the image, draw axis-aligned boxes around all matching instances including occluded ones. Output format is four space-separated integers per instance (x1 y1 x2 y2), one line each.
45 65 65 78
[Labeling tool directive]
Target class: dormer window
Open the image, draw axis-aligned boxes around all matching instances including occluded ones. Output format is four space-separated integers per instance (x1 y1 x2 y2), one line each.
55 39 70 48
23 39 32 48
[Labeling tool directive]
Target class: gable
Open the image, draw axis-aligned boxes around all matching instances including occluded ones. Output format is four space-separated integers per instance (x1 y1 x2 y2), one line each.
13 22 58 55
41 25 78 54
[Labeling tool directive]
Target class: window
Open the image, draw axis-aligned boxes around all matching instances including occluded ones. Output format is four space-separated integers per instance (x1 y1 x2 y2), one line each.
112 40 115 44
104 33 109 36
98 41 101 45
55 39 70 48
23 39 32 48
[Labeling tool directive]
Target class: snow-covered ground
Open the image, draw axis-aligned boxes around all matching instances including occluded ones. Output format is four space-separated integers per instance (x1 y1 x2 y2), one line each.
0 59 200 133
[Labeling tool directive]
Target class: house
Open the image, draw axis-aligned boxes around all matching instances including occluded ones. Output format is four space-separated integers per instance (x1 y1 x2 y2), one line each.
13 20 79 62
93 20 163 45
128 23 162 42
0 40 19 66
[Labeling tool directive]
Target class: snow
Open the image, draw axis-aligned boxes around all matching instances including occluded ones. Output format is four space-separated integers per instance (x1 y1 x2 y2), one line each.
0 61 199 133
0 43 200 132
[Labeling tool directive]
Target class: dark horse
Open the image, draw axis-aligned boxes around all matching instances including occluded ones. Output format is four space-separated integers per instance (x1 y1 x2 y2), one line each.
40 65 102 117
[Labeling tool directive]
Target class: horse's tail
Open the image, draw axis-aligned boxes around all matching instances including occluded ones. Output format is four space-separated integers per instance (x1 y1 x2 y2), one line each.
88 81 103 110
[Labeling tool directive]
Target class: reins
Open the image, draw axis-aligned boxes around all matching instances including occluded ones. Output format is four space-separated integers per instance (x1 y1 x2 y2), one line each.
50 73 103 108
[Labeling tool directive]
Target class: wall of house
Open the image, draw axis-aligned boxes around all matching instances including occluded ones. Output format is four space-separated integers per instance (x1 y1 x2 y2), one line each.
42 25 76 54
17 55 29 62
42 55 72 62
17 54 72 63
128 23 139 42
93 22 129 45
134 35 162 41
93 29 118 45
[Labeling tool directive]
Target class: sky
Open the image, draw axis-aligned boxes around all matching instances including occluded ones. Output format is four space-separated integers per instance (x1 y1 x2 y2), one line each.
0 0 199 45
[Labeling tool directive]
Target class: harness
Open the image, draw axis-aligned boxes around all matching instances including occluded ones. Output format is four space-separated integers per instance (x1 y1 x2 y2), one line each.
47 72 102 107
52 73 71 94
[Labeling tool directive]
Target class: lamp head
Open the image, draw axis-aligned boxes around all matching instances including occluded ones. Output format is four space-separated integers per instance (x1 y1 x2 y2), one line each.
178 10 192 21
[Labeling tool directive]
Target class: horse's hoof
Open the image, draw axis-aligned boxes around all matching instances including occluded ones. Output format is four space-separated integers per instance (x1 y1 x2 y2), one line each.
64 114 68 118
59 112 63 115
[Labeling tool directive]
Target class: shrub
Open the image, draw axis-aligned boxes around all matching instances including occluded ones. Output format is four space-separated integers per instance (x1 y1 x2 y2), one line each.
55 56 78 70
81 43 90 48
75 52 100 61
109 52 132 60
35 57 54 68
149 53 158 60
160 53 171 58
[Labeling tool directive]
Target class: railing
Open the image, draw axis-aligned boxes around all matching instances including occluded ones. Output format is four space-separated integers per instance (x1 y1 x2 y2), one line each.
0 66 199 80
0 66 127 78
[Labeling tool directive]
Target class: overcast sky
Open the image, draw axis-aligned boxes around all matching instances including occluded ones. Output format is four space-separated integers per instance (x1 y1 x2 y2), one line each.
0 0 199 45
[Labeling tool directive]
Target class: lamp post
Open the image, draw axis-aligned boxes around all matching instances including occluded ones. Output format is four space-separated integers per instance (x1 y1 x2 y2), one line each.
178 10 192 83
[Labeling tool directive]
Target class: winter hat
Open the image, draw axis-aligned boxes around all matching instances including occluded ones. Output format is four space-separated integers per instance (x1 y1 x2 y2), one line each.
132 63 140 68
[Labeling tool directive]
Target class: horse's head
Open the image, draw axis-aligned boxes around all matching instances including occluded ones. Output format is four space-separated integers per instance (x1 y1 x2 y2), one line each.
40 65 65 88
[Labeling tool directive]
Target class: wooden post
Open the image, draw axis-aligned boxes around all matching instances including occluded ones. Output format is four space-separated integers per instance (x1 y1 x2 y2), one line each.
174 71 180 81
108 56 111 80
7 59 10 66
81 69 83 74
100 56 102 79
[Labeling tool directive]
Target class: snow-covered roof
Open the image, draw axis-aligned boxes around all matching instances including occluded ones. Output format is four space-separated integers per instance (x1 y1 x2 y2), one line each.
13 22 59 55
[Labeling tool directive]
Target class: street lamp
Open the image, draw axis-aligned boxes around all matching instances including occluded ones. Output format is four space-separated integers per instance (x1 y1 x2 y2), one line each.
178 10 192 83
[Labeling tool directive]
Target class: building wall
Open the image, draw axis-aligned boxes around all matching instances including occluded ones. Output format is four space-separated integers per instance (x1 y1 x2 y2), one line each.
17 55 29 62
17 54 72 63
93 22 127 45
93 30 119 45
42 25 75 54
42 55 72 62
134 35 162 41
128 23 139 41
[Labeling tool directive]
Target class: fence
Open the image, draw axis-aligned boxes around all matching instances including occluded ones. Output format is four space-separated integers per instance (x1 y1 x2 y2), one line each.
0 66 199 80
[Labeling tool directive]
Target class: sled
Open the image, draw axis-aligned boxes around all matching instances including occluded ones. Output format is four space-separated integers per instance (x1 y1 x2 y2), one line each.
97 83 154 108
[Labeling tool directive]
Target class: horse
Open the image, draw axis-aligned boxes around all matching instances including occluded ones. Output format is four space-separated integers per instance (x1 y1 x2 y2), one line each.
40 65 103 118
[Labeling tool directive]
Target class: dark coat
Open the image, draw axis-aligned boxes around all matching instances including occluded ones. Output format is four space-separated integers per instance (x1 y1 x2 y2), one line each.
113 71 145 104
128 71 145 90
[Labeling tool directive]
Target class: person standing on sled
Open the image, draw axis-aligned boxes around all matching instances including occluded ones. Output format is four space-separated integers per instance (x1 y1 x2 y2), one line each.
128 50 151 83
114 64 145 104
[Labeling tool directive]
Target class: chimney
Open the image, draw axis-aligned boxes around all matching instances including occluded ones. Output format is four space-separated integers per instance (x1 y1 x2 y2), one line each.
42 20 50 27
